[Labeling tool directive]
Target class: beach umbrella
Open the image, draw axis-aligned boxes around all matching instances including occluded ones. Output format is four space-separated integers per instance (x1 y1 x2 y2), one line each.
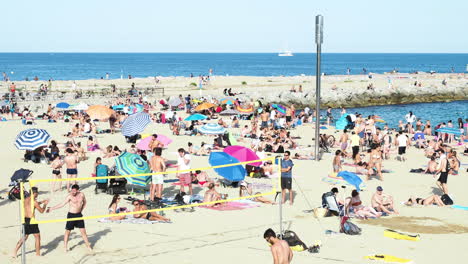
121 112 151 137
15 128 51 150
191 99 203 104
199 123 226 135
112 104 125 110
184 113 207 121
220 109 239 116
209 152 246 182
136 134 173 150
128 104 144 114
73 102 89 111
10 169 34 182
271 104 287 115
436 127 462 136
236 105 254 114
224 146 262 166
413 132 425 140
168 97 182 107
56 102 70 109
115 152 151 186
219 97 236 105
86 105 115 120
195 102 215 112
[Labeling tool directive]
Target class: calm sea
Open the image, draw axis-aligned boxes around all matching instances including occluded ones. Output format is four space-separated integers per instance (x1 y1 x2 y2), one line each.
0 53 467 81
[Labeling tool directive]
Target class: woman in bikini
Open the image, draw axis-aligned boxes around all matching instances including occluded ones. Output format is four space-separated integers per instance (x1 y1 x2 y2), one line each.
50 155 63 192
203 183 226 206
405 195 445 206
369 145 383 181
346 190 382 218
108 194 127 221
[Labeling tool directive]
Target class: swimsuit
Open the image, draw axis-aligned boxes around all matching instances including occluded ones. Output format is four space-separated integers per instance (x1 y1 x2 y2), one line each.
24 217 40 235
65 212 85 230
66 168 78 175
52 169 61 175
146 212 151 220
416 198 424 205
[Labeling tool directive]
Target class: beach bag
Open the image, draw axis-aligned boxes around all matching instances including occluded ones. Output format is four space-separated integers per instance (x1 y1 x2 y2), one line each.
281 230 308 252
441 194 453 205
340 216 361 235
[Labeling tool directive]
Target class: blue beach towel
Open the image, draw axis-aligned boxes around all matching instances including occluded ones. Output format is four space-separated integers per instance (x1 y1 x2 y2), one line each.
451 205 468 211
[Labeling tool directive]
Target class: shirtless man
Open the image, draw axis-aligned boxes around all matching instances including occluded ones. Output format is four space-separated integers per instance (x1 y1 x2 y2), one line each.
425 156 438 174
64 148 79 191
12 187 48 258
47 184 92 252
339 129 349 156
285 107 293 129
371 186 398 215
132 200 170 222
148 134 163 151
264 228 293 264
149 147 166 201
260 111 270 129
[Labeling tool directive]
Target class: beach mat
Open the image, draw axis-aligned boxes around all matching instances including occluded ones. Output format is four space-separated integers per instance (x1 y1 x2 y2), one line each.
98 217 171 224
384 229 420 241
364 255 413 263
201 201 260 211
451 205 468 210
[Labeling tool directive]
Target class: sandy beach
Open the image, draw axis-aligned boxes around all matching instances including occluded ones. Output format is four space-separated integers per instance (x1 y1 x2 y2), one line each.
0 94 467 264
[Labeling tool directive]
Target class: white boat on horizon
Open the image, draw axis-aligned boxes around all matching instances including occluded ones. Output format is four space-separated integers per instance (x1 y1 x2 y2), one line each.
278 50 293 57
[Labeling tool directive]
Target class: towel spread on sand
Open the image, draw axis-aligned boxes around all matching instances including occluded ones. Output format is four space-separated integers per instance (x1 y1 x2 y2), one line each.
201 201 260 211
98 217 171 224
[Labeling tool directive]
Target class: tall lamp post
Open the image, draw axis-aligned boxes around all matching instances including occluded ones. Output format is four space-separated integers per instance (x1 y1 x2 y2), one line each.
314 15 323 161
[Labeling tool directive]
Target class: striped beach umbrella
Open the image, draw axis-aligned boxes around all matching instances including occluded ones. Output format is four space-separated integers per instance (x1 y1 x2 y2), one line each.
199 123 226 135
115 152 151 186
184 113 207 121
15 128 51 150
121 112 151 137
236 105 254 114
56 102 70 109
86 105 115 120
219 97 236 105
271 104 287 115
73 102 89 111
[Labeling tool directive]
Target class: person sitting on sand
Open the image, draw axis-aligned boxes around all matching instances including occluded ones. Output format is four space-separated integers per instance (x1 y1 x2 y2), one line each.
203 183 226 206
86 136 100 152
75 142 87 161
424 155 438 174
346 190 382 219
108 194 127 221
102 145 114 158
450 151 460 175
132 200 170 222
405 195 445 207
239 181 276 204
371 186 398 215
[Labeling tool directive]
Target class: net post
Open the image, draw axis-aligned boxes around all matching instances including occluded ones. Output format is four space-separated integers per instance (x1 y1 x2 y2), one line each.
277 157 283 238
19 181 26 264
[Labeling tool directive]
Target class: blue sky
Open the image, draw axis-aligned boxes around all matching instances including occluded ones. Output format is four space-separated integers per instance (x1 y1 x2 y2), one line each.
2 0 466 53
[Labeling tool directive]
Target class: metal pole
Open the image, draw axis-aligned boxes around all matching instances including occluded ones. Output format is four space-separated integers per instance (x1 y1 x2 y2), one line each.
278 157 283 238
19 181 26 264
314 15 324 161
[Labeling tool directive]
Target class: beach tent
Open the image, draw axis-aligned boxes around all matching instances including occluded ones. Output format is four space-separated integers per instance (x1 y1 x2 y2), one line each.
209 152 246 182
115 152 151 186
121 112 151 137
136 134 173 150
335 114 349 130
224 146 262 166
199 123 226 135
15 128 51 151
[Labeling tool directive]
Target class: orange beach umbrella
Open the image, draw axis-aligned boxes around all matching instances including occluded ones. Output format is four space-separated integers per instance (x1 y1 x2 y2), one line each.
86 105 115 120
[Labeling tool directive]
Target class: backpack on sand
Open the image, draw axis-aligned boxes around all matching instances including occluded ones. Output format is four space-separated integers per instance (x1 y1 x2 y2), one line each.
340 216 362 235
280 230 308 252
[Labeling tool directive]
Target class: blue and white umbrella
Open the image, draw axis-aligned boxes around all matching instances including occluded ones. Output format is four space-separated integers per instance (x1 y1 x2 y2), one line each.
15 128 51 150
115 152 151 186
199 123 226 135
121 112 151 137
56 102 70 109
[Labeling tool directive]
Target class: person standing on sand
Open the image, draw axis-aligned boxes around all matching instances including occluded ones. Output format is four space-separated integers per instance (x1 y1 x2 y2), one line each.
12 187 48 258
64 148 79 191
176 148 192 195
396 131 409 161
47 184 92 252
264 228 293 264
285 107 293 129
339 129 349 156
149 147 166 201
436 150 451 194
280 151 294 205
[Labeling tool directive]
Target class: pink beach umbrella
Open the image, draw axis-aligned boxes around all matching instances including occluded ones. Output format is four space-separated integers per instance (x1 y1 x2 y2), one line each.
223 146 262 167
136 134 173 150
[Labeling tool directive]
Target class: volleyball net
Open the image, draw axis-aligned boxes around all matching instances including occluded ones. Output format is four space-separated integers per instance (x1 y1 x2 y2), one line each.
22 157 281 225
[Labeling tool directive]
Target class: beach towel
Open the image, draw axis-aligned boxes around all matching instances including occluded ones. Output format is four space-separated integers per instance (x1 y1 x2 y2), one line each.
201 201 260 211
343 163 358 167
451 205 468 211
98 217 171 224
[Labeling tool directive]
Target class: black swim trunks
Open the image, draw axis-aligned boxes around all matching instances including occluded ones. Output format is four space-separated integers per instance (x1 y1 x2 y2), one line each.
438 172 448 184
286 116 292 122
24 217 40 235
66 168 78 175
398 146 406 155
65 212 85 230
52 170 61 175
281 177 292 190
261 121 268 128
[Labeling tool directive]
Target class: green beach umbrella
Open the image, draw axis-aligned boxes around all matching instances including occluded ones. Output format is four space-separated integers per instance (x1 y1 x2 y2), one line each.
115 152 151 186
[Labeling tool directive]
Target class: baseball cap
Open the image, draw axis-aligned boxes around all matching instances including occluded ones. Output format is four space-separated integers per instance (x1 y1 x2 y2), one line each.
376 186 383 191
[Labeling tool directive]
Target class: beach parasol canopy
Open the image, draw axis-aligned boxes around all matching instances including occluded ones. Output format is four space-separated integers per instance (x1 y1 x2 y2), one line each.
112 104 125 110
219 97 236 105
168 97 182 107
209 152 246 182
86 105 115 120
195 102 216 112
15 128 51 150
220 109 239 116
10 168 34 182
199 123 226 135
115 152 151 186
136 134 173 150
236 105 254 114
73 102 89 111
184 113 207 121
223 146 262 166
271 104 287 115
121 112 151 137
436 127 462 135
56 102 70 109
413 132 425 140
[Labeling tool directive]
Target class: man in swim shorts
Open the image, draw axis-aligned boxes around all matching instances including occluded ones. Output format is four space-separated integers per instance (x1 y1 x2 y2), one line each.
64 148 79 191
149 147 166 201
48 184 92 252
